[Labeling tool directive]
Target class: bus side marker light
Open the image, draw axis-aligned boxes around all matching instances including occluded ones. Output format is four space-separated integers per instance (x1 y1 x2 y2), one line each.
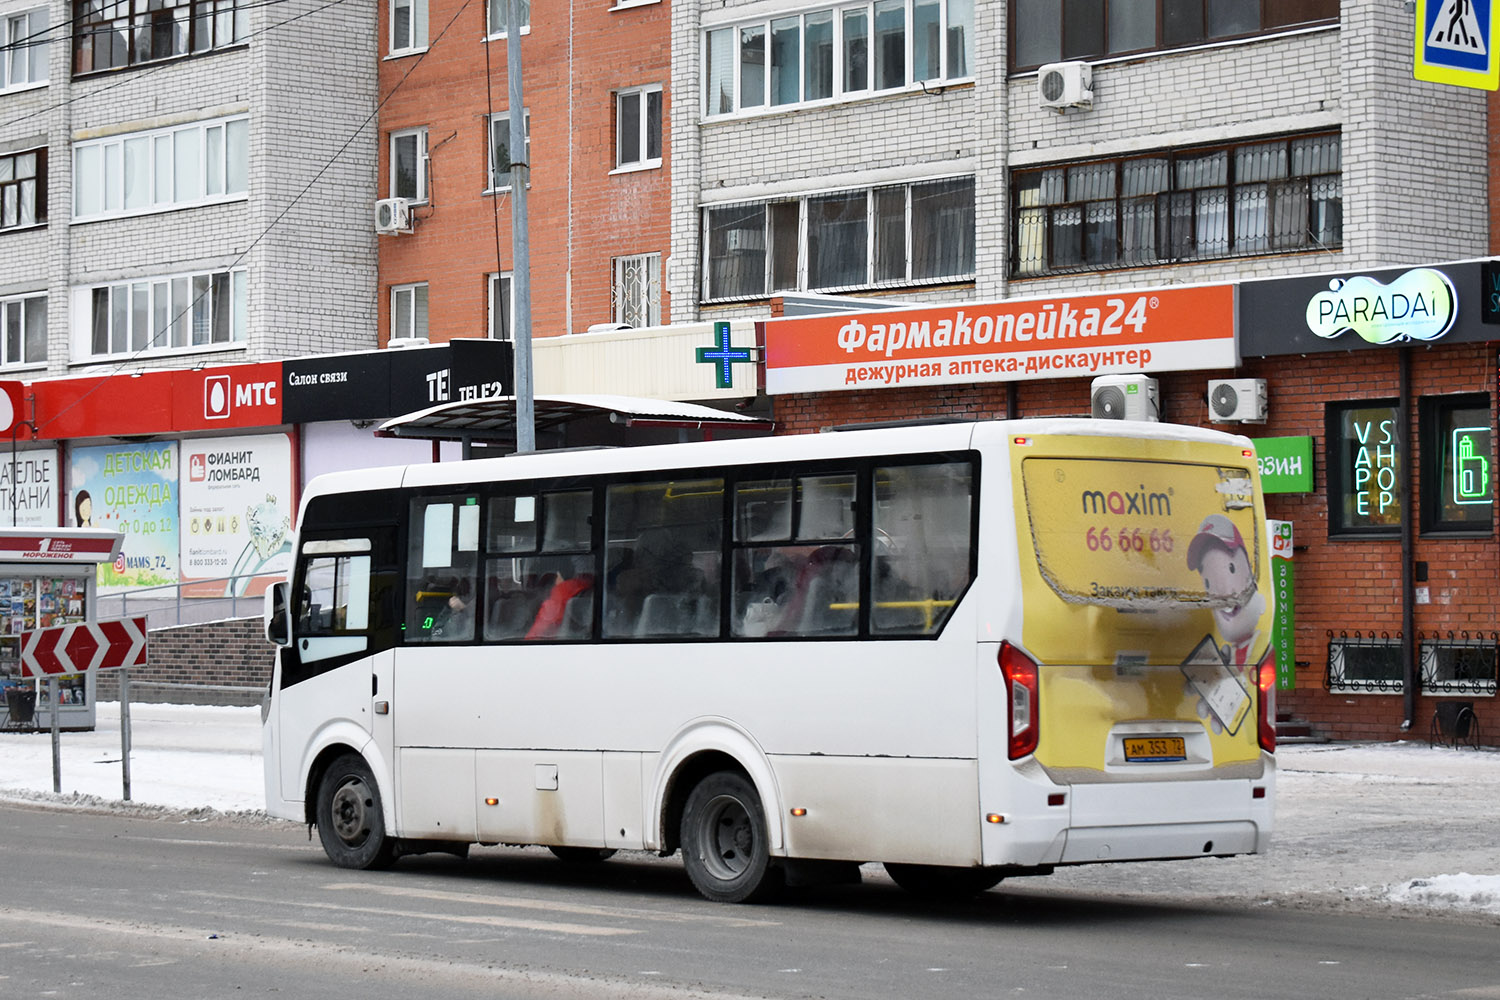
484 798 500 807
1252 787 1266 800
1047 794 1066 807
790 808 808 817
985 813 1006 824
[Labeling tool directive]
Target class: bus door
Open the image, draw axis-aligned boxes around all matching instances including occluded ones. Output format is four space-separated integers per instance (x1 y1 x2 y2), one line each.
281 532 399 803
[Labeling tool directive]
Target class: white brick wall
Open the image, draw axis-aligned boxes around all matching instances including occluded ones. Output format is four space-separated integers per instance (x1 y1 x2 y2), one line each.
0 0 377 377
671 0 1490 319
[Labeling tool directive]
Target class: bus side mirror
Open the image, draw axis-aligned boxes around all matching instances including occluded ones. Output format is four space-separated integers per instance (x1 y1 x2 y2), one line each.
265 581 291 647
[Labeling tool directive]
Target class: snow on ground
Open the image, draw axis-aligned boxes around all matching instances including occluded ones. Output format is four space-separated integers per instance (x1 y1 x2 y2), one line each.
1 703 1497 920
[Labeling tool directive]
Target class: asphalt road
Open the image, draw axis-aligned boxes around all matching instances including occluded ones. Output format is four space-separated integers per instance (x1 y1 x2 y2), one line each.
0 801 1496 1000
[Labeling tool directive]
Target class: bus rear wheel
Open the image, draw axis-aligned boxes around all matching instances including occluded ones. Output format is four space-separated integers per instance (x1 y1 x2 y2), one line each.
316 752 396 870
884 862 1004 899
681 771 783 904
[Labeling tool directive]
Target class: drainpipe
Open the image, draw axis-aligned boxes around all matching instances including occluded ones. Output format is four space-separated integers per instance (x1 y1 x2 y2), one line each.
1400 346 1415 729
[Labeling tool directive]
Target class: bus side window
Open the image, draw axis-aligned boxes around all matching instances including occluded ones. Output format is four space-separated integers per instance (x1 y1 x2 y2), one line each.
485 490 596 641
604 478 723 639
870 461 974 635
407 496 480 644
732 473 857 638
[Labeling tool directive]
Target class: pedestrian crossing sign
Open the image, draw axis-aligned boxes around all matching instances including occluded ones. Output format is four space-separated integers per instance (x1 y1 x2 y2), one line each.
1415 0 1500 89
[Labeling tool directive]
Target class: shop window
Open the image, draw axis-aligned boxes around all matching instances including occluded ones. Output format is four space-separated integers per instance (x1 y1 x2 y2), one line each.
1327 632 1402 694
1325 400 1402 537
1420 394 1492 535
1420 636 1497 697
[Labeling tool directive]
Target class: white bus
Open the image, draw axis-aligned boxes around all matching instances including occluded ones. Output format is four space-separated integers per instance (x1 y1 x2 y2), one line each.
263 417 1276 902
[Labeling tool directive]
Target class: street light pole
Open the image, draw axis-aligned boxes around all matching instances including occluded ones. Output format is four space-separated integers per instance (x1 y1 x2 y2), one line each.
506 0 535 453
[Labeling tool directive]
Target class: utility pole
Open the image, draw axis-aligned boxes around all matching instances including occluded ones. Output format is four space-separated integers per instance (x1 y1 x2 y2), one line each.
506 0 535 453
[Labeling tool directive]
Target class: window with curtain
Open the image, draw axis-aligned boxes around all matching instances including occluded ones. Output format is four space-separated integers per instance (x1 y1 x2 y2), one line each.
1012 132 1340 277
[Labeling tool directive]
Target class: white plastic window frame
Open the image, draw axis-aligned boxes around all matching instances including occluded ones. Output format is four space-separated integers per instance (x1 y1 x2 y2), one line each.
487 271 514 340
71 114 250 222
389 0 428 54
702 0 975 120
72 266 248 361
389 127 429 203
485 110 530 193
484 0 531 39
391 281 429 342
2 7 47 92
0 292 47 368
611 253 660 328
613 84 663 172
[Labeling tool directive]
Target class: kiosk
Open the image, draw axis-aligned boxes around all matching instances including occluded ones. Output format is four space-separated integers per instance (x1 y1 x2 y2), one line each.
0 528 124 732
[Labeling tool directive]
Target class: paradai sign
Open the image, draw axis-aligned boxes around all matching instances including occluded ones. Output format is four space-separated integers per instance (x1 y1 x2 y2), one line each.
1305 267 1458 345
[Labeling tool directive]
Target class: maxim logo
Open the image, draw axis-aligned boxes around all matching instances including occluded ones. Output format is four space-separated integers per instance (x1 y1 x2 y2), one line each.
1081 485 1172 517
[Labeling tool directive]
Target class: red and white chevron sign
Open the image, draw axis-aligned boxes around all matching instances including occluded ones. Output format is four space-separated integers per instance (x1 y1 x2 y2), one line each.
19 617 148 677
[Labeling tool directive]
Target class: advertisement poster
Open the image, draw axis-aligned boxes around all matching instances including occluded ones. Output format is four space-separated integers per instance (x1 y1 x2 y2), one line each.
179 433 294 598
0 449 61 527
69 442 180 594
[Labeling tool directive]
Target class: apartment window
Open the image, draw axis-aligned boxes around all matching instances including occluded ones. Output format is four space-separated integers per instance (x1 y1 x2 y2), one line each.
704 0 973 117
391 0 427 52
616 86 662 170
703 175 974 301
0 294 47 366
392 283 429 342
390 128 427 202
612 253 660 328
1326 400 1402 537
488 272 513 340
3 7 47 90
1327 633 1402 694
1012 132 1340 276
1420 394 1493 535
80 267 247 358
73 115 248 219
485 0 529 36
487 111 529 192
1012 0 1337 70
0 148 45 230
72 0 249 75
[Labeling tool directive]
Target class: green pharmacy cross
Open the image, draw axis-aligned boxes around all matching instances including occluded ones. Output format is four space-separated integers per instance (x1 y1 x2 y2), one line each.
695 321 755 390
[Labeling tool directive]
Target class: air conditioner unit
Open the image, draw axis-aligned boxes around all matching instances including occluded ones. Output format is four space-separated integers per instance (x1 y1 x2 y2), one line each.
1207 378 1268 423
374 197 413 235
386 336 430 349
1038 61 1093 111
1091 374 1159 422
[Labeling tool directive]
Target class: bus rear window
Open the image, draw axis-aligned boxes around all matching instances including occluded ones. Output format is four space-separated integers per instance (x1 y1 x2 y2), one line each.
1021 457 1260 610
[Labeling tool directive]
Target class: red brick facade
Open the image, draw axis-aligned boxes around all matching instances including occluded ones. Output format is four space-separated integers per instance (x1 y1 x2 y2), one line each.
774 345 1499 747
376 1 671 345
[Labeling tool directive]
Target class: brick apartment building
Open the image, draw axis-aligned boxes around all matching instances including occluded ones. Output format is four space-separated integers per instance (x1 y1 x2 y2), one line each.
374 0 673 345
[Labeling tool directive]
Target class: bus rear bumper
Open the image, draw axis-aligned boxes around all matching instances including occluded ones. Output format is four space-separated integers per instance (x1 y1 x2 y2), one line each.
1058 820 1259 864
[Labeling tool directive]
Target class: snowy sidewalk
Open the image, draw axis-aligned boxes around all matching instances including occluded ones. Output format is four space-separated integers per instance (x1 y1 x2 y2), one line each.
1 702 1497 919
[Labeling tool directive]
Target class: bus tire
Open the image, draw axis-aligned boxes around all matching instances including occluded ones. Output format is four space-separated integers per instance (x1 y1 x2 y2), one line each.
548 846 618 864
316 752 397 870
884 862 1004 899
681 771 783 904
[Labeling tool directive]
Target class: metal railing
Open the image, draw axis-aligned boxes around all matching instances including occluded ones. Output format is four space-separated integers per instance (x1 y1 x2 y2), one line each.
95 573 279 632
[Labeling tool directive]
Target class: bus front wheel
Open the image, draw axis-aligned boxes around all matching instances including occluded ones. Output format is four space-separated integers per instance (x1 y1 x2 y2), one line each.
884 862 1004 899
681 771 783 904
316 752 396 870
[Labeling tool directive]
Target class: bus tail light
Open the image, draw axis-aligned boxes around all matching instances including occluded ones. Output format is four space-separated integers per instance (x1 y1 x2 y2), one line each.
1257 648 1277 754
1000 642 1039 759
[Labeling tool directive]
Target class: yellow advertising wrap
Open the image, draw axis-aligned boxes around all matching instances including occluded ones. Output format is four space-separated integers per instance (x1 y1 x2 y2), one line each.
1011 433 1271 777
